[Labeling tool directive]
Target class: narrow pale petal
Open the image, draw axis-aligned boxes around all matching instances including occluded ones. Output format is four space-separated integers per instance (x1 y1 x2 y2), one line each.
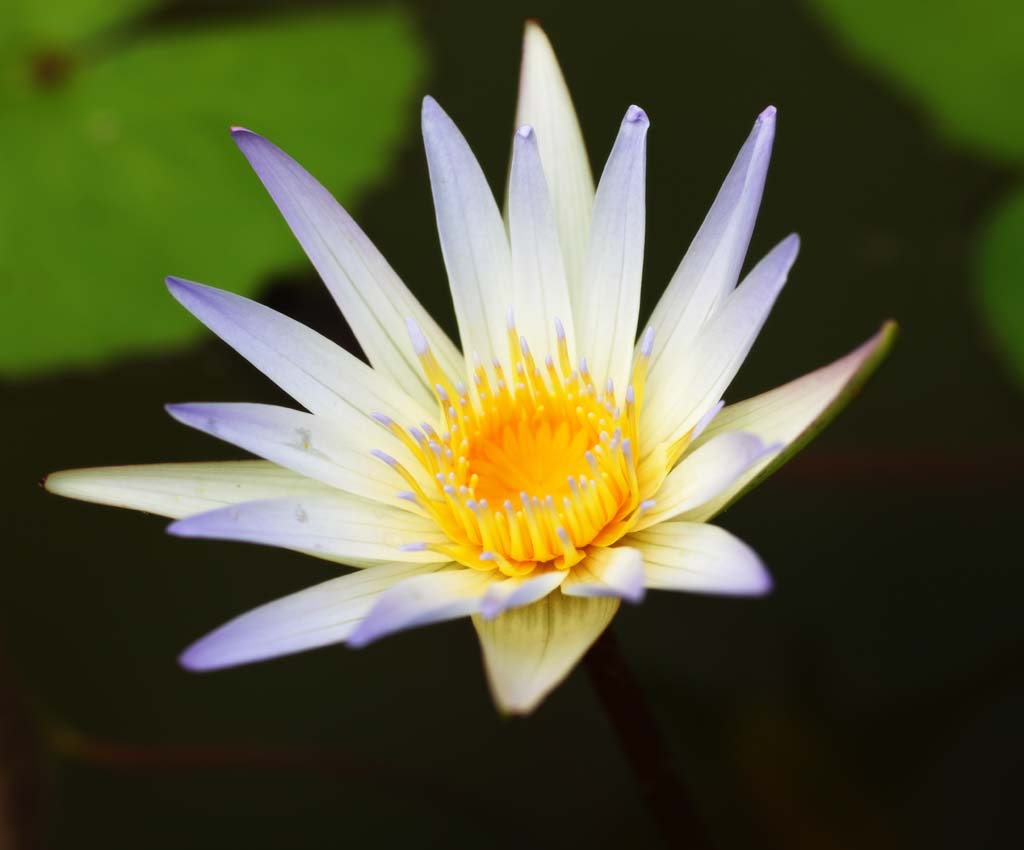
562 545 646 603
479 570 566 620
231 128 462 409
645 108 776 387
180 562 443 671
681 321 898 522
641 234 799 454
635 431 777 530
167 495 449 567
626 522 771 596
576 106 648 392
508 125 576 359
166 278 433 425
422 97 512 370
514 21 594 296
473 592 618 715
346 568 495 647
44 461 333 519
165 403 413 504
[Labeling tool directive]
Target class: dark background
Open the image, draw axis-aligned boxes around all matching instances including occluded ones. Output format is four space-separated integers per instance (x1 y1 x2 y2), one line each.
3 0 1022 847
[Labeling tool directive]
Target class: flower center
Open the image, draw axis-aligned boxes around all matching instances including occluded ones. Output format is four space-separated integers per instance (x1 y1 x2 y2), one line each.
373 317 654 577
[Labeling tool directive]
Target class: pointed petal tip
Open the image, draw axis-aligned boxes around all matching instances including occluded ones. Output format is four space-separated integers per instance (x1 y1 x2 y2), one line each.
40 468 86 499
627 587 646 604
405 317 429 355
758 105 777 123
164 275 202 300
421 94 442 119
230 127 265 152
625 104 649 126
165 516 202 539
345 617 385 648
178 642 219 673
522 19 552 48
164 402 204 428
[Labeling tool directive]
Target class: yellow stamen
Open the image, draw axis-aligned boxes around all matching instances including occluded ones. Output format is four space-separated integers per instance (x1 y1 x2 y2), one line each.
378 316 654 577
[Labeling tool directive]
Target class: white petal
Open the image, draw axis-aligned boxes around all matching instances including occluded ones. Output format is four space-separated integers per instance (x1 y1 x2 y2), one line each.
232 129 462 409
167 495 449 567
577 106 649 392
635 431 777 530
180 562 443 671
166 278 432 425
346 568 494 647
479 569 566 619
645 108 776 387
562 545 646 603
472 592 618 715
44 461 332 519
422 96 512 371
641 234 799 454
627 522 771 596
508 125 576 360
681 322 898 522
514 22 594 297
165 403 411 504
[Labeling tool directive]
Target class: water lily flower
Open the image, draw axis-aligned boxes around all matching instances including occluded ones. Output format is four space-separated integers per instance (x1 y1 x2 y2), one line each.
45 23 894 714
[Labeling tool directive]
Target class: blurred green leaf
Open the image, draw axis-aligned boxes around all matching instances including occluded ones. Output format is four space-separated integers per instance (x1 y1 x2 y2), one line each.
807 0 1024 162
2 0 153 58
0 7 426 376
809 0 1024 388
976 189 1024 385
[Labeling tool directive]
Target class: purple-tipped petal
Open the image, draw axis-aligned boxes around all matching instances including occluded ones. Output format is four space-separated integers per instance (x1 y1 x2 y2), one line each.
165 402 406 504
479 570 566 620
636 431 779 529
508 122 576 361
422 96 512 371
167 495 448 567
645 107 777 389
576 106 649 393
231 128 461 407
165 277 430 425
627 522 772 597
682 322 898 522
562 545 646 603
345 567 493 647
514 22 595 296
180 562 443 671
642 233 800 452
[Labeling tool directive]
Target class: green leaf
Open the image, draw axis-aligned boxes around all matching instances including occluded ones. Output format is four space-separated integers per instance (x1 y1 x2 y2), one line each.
807 0 1024 163
976 188 1024 385
3 0 154 51
0 7 426 377
808 0 1024 388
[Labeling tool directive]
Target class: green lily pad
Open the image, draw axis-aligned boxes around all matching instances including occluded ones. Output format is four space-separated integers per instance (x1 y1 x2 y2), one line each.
2 0 152 58
976 188 1024 385
808 0 1024 388
0 6 426 377
807 0 1024 162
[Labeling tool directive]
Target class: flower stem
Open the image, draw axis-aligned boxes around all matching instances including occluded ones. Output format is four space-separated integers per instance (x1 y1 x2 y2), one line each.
584 627 712 850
